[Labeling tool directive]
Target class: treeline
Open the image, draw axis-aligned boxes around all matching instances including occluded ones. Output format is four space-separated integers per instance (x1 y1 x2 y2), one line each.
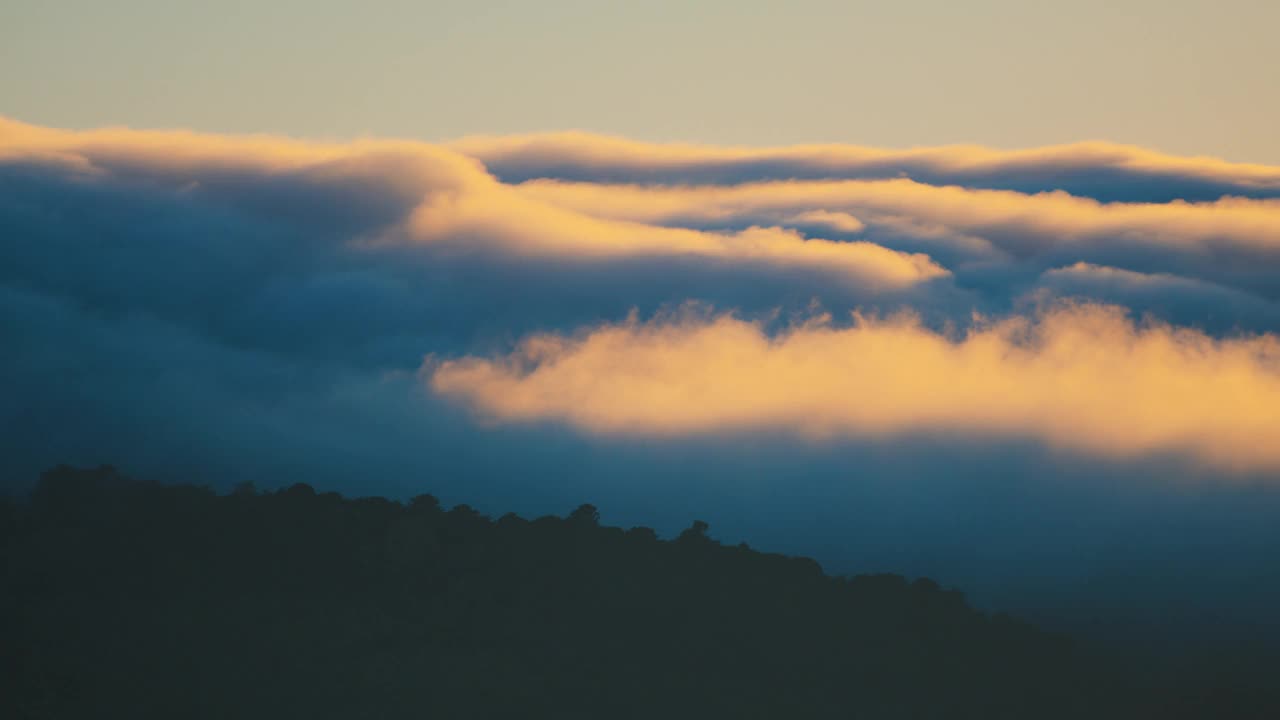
0 465 1271 718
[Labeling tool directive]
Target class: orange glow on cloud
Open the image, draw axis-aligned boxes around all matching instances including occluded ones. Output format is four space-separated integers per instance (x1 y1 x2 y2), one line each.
454 132 1280 191
0 117 945 288
431 304 1280 471
515 179 1280 256
7 117 1280 472
403 188 945 287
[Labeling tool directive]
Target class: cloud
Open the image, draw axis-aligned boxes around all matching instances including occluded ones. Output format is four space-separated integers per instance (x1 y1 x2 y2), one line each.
431 303 1280 472
513 178 1280 300
402 187 946 287
0 117 945 292
455 132 1280 203
783 209 866 234
1033 263 1280 334
6 115 1280 478
517 178 1280 255
5 117 1280 631
6 115 1280 477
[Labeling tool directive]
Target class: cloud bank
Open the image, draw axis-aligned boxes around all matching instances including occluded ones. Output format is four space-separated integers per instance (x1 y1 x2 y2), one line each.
513 179 1280 296
4 116 1280 474
456 132 1280 202
0 118 945 291
433 304 1280 471
5 117 1280 627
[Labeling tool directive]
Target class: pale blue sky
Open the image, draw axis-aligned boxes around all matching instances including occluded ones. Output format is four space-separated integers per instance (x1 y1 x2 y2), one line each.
3 0 1278 161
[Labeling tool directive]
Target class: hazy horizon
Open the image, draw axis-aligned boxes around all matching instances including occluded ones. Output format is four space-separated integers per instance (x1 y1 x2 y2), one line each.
4 0 1280 162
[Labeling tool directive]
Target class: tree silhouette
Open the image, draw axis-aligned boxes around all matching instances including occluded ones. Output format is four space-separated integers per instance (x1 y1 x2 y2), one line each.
567 503 600 527
2 465 1276 719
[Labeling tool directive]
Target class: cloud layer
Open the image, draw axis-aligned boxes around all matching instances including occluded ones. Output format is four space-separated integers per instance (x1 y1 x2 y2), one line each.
5 116 1280 474
5 117 1280 627
433 304 1280 470
457 132 1280 202
512 178 1280 296
0 118 946 292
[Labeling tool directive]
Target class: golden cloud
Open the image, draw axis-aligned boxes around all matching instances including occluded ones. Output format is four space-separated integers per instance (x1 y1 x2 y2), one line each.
0 117 946 289
455 131 1280 191
514 178 1280 257
431 304 1280 471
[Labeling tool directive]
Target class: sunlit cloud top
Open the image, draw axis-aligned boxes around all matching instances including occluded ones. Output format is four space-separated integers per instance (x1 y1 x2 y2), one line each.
458 133 1280 202
3 117 1280 475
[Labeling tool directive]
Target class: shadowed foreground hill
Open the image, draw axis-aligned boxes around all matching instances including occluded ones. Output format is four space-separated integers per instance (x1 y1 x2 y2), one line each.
0 466 1271 719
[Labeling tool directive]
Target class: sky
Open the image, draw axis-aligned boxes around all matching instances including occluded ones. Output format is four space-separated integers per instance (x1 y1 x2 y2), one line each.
3 0 1280 161
3 2 1280 639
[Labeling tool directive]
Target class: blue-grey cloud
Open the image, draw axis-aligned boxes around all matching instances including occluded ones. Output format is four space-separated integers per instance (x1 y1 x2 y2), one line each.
456 133 1280 203
4 118 1280 643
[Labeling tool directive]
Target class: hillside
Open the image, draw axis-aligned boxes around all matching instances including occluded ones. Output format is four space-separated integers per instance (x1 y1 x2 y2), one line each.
1 465 1270 718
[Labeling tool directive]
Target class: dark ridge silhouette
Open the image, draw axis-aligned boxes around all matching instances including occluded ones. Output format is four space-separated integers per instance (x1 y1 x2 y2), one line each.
1 465 1275 719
